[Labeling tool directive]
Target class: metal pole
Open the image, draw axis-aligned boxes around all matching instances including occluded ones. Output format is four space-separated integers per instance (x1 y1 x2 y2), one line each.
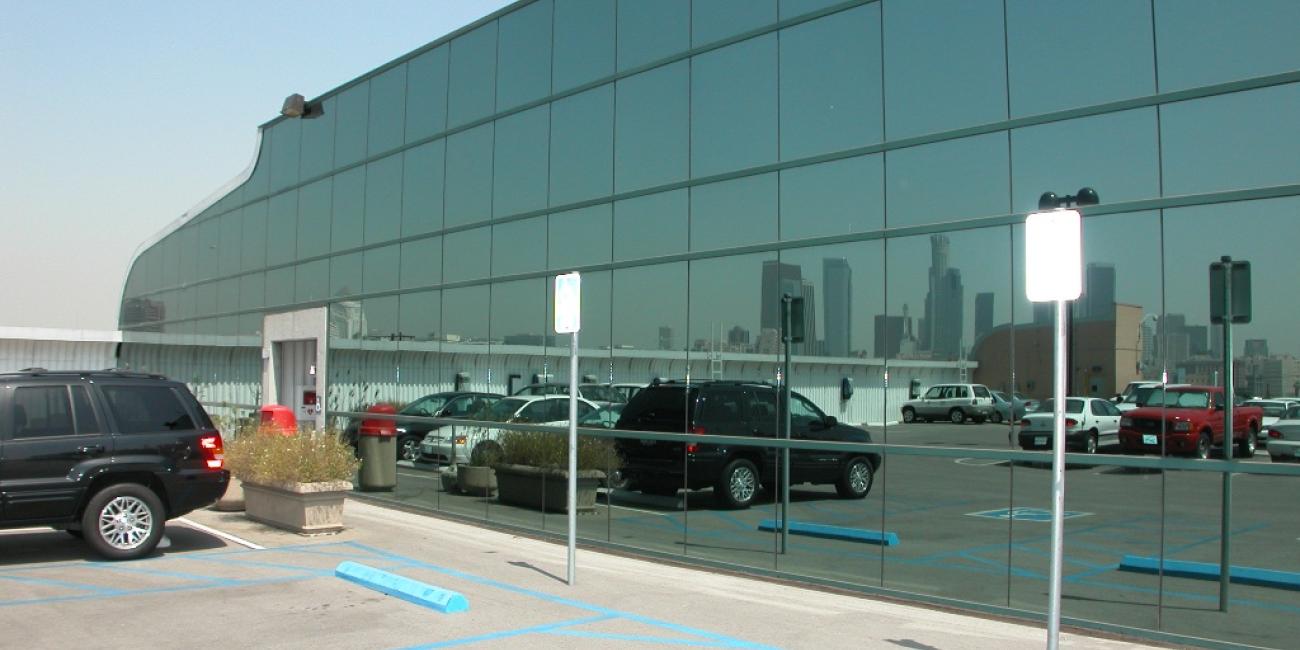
567 329 578 586
781 294 792 554
1220 259 1233 611
1047 299 1068 650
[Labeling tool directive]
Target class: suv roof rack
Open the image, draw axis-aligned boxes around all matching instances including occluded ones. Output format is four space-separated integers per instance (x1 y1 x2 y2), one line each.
0 369 169 381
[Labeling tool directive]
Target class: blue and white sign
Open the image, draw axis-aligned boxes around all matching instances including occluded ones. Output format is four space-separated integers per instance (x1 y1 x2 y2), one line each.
966 507 1091 522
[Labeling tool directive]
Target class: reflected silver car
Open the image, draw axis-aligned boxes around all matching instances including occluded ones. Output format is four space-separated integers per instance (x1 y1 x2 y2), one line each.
901 383 997 424
1018 397 1122 454
1266 404 1300 462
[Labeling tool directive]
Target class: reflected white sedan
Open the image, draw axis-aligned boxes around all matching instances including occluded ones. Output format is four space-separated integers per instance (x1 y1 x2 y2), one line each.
1266 404 1300 463
1017 397 1122 454
420 394 599 465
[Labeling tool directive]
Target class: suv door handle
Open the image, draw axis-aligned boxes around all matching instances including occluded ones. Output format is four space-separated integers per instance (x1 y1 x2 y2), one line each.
76 444 106 456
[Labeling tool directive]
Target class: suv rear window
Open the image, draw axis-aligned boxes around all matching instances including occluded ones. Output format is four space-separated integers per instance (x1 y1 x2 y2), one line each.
973 386 991 398
618 385 697 430
102 385 196 433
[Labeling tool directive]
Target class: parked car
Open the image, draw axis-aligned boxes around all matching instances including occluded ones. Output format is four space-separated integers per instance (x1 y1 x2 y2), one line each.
900 383 997 424
1017 397 1122 454
420 394 599 465
345 392 502 462
615 380 880 509
511 382 625 405
1113 381 1189 413
1117 385 1262 459
1241 399 1295 434
578 403 623 429
992 391 1038 423
0 369 229 560
607 382 647 403
1266 404 1300 463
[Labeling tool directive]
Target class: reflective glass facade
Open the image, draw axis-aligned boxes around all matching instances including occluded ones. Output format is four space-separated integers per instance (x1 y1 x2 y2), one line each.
119 2 1300 646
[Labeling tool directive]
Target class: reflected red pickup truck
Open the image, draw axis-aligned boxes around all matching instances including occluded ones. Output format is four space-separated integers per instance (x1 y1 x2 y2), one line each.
1118 385 1261 459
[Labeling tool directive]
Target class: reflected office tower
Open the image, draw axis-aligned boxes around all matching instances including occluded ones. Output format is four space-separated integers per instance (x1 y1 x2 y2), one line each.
760 260 816 354
799 279 818 355
974 292 994 344
1082 263 1116 321
658 326 674 351
1159 314 1191 367
921 235 964 359
1245 339 1269 358
727 325 750 349
1140 314 1158 375
823 258 852 357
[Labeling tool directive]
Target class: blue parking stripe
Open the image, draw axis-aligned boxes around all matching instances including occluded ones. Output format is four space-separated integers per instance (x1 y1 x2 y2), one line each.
0 573 126 595
399 615 615 649
546 629 774 647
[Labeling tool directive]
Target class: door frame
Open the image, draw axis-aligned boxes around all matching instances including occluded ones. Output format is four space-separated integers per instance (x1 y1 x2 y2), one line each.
262 308 328 430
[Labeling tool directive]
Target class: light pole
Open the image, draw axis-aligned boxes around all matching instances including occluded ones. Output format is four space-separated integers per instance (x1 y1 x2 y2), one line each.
1028 187 1098 650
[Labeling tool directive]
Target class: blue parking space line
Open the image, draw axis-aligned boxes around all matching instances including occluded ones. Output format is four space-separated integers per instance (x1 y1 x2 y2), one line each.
399 615 615 649
179 555 337 576
88 563 244 587
708 511 755 531
0 573 127 595
956 552 1042 579
1063 564 1122 582
1163 523 1271 556
546 629 774 648
0 575 313 609
1007 544 1113 570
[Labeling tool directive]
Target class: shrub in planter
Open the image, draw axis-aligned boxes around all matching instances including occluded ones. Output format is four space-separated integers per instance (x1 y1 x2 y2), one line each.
224 427 361 534
494 430 621 512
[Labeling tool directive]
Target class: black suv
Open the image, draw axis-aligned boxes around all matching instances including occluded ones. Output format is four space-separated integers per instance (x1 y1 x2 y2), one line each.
615 380 881 509
0 370 230 560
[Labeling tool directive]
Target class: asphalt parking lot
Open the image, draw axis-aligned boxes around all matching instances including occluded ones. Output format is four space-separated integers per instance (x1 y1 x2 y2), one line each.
0 501 1155 650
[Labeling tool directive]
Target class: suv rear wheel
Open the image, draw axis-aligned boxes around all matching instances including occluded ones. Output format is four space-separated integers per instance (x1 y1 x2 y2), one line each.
949 408 966 424
901 407 916 423
715 458 759 509
81 483 165 561
835 457 874 499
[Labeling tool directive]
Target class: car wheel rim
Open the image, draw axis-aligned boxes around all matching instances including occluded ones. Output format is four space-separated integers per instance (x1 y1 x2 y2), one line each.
98 496 153 551
401 439 420 461
1198 437 1210 459
903 410 913 423
951 411 963 424
1087 435 1097 454
849 463 870 493
730 467 756 502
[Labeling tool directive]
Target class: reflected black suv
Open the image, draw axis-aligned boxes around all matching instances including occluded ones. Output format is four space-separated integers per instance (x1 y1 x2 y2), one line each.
0 370 230 560
615 380 881 509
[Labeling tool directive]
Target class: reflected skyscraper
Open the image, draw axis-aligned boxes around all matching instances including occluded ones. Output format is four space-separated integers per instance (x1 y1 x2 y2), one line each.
1082 263 1116 321
974 292 994 344
761 260 818 355
823 258 851 357
921 235 963 359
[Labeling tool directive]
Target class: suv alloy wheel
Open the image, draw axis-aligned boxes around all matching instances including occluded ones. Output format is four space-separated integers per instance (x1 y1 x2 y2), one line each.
716 458 759 509
81 483 166 561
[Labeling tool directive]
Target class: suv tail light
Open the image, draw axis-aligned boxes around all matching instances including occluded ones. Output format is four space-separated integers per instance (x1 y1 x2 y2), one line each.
1065 418 1078 427
1269 429 1282 439
687 425 706 453
1020 419 1031 427
199 431 224 470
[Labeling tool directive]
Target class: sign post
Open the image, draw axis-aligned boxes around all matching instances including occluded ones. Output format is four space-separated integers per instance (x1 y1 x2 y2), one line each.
554 272 582 586
1025 208 1082 650
779 294 804 554
1209 256 1250 612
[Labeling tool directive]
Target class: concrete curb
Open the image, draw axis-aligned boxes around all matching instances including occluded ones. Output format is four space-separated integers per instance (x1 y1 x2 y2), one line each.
1118 555 1300 591
757 519 900 546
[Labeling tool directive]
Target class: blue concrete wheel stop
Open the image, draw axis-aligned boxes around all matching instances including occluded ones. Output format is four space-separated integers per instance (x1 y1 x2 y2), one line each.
335 561 470 612
757 519 899 546
1118 555 1300 591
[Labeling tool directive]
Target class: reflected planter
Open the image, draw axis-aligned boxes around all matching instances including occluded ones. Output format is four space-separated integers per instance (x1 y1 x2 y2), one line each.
494 464 604 513
456 464 497 496
242 480 352 534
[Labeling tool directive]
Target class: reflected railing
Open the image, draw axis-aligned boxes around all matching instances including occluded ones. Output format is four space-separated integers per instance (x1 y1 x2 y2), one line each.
326 408 1300 649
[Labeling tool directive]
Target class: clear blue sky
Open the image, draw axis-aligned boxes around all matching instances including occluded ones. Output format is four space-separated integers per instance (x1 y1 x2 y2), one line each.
0 0 512 330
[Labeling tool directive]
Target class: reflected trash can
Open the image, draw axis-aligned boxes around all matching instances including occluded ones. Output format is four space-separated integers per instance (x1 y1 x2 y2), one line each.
259 404 297 435
357 404 397 491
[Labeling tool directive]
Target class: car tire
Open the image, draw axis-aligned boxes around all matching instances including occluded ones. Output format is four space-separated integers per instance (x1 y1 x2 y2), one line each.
1086 431 1099 455
990 411 1003 424
398 435 422 463
81 483 165 561
949 408 965 424
835 457 874 499
1195 431 1212 460
901 407 916 423
715 458 759 509
1238 427 1257 459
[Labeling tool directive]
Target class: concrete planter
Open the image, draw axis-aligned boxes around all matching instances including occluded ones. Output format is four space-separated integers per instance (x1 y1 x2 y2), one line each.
242 480 352 534
456 464 497 496
494 464 604 513
211 476 245 512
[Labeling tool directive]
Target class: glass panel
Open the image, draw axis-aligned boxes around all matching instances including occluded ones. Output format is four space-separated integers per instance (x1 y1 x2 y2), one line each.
691 34 778 178
179 225 201 286
399 290 442 343
690 253 777 358
1155 0 1300 92
548 270 611 354
779 155 883 241
299 96 337 180
491 278 546 349
361 296 401 341
549 84 614 207
331 166 365 252
612 262 686 351
239 272 264 311
296 178 332 260
1006 0 1154 117
367 64 407 156
778 241 885 361
883 0 1006 139
218 211 242 276
268 119 302 193
197 218 220 281
614 61 688 193
491 217 547 277
616 0 689 71
1010 109 1159 214
405 46 448 144
216 277 239 315
442 285 490 345
265 267 294 308
692 0 775 46
496 0 552 111
448 21 498 128
334 81 370 168
548 204 611 271
1160 84 1300 197
690 173 777 251
445 123 494 227
402 139 445 237
243 139 271 200
443 226 491 283
296 259 329 304
364 153 403 245
400 236 442 290
195 282 217 318
266 191 299 267
330 252 363 299
240 202 267 272
780 5 883 161
363 244 400 294
885 132 1010 228
552 0 615 94
238 313 261 338
493 106 550 217
613 189 687 261
779 0 841 19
